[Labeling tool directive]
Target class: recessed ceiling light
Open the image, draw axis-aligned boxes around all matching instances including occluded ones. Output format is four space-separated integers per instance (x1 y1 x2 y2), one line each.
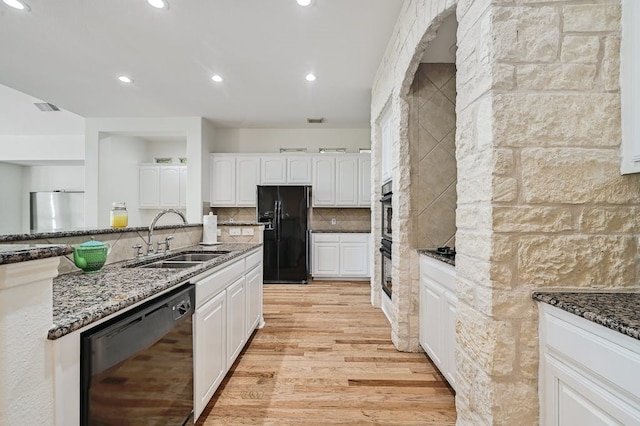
305 73 316 82
297 0 312 6
3 0 30 11
147 0 169 9
211 75 223 83
118 76 133 84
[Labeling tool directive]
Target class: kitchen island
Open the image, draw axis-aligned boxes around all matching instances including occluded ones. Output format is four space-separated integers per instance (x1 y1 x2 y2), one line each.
1 241 263 426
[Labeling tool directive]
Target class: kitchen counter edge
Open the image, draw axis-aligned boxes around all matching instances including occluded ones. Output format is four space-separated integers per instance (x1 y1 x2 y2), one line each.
417 249 455 266
532 291 640 341
49 243 262 340
310 230 371 233
0 223 203 243
0 244 73 265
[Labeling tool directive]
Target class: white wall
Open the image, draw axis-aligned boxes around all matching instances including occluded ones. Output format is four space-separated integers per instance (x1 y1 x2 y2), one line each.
212 128 371 153
0 135 84 162
98 135 148 227
85 117 204 227
0 163 24 233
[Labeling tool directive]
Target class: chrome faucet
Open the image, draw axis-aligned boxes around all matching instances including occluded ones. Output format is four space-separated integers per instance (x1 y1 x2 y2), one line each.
147 209 188 255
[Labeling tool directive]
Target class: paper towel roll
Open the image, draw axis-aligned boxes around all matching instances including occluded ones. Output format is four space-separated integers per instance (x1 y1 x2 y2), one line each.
202 214 218 244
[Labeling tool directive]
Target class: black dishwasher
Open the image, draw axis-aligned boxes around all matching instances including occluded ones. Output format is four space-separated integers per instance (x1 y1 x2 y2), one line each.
80 284 195 426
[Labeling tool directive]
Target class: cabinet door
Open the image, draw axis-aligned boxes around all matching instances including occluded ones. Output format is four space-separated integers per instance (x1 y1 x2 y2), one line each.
381 108 393 184
339 242 369 277
179 166 187 208
312 242 340 276
422 279 444 368
194 291 226 420
312 156 335 206
287 156 312 184
335 156 358 206
245 266 262 337
358 155 371 207
236 157 260 206
226 276 246 366
444 291 457 389
211 156 236 206
139 166 160 208
544 355 640 426
159 166 181 207
261 157 287 184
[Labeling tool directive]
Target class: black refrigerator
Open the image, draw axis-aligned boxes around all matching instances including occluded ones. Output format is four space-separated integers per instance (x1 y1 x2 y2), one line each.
257 185 310 283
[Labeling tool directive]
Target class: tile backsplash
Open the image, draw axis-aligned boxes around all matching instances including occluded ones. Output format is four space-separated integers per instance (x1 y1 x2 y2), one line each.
309 208 371 232
213 207 371 233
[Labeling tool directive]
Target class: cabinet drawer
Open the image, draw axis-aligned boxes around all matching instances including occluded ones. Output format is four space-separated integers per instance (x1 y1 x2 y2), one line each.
541 305 640 399
312 233 340 243
245 250 261 271
339 233 369 243
196 259 245 306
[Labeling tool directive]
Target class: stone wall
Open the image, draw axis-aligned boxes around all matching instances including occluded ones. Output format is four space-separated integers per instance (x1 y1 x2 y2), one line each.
371 0 639 424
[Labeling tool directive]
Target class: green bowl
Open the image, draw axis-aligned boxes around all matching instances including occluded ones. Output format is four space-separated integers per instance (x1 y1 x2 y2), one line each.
73 239 110 273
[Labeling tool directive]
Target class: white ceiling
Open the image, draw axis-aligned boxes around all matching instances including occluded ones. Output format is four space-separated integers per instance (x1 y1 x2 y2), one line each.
0 0 403 129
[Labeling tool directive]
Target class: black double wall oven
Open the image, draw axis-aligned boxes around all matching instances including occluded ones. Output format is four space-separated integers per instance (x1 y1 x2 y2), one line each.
380 180 392 298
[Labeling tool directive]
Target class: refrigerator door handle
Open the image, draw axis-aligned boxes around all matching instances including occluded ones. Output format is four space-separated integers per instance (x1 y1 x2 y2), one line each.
274 200 279 240
276 200 282 240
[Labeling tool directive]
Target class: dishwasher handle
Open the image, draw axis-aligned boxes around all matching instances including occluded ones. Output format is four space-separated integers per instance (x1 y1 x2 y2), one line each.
85 284 195 375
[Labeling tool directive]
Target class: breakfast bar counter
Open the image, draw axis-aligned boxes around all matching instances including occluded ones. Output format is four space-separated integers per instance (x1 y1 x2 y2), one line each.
0 243 72 265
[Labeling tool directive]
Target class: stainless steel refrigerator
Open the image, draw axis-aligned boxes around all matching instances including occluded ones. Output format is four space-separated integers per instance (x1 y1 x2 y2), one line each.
257 186 310 283
30 191 85 233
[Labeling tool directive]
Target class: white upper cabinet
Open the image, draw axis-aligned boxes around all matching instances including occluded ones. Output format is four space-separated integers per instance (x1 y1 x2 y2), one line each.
312 156 336 206
621 1 640 174
261 155 312 185
211 153 370 208
358 155 372 207
139 165 186 209
139 166 160 208
312 154 371 208
287 156 312 184
335 156 358 206
210 155 260 207
210 156 237 206
261 157 287 184
236 156 261 206
159 166 181 207
380 106 393 184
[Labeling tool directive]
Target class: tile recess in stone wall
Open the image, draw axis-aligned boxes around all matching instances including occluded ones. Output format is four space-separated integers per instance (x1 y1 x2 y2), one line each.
410 63 457 249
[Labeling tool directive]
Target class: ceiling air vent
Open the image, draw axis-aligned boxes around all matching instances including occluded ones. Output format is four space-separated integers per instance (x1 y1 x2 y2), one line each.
307 117 324 124
34 102 60 112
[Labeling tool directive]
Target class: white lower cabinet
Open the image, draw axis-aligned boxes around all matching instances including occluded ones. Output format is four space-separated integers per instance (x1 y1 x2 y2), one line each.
419 254 456 391
193 248 263 421
245 265 262 335
538 304 640 425
311 233 370 279
193 291 226 419
226 276 246 366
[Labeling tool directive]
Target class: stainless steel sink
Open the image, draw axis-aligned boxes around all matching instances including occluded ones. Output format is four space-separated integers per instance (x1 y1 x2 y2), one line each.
165 252 228 262
129 250 231 269
138 261 201 269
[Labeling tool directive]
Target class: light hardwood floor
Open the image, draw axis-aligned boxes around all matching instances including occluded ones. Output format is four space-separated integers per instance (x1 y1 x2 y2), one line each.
197 280 457 425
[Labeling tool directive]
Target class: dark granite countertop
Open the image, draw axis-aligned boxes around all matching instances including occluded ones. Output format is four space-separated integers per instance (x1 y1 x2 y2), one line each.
417 249 455 266
0 244 73 265
218 221 261 226
0 223 202 243
532 292 640 341
49 242 261 340
310 230 371 233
